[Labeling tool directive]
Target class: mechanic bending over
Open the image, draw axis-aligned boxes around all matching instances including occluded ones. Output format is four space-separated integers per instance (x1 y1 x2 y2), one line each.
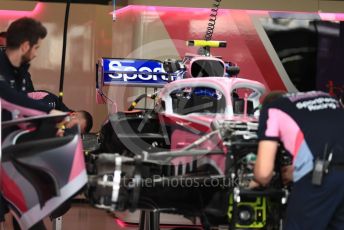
0 17 92 134
0 17 63 122
251 91 344 230
28 90 93 134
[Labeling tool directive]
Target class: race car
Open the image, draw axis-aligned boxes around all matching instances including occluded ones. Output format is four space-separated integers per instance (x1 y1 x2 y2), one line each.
86 40 290 229
96 40 262 159
98 76 265 171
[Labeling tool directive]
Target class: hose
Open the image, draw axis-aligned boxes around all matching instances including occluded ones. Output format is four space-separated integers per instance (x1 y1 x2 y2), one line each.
58 0 71 102
127 93 157 111
204 0 222 41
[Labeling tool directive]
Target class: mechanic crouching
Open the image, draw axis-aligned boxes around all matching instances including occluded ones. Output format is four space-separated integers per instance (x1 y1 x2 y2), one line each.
250 91 344 230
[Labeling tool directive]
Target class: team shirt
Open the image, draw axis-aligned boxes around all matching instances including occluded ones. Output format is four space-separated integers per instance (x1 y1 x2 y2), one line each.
0 49 50 122
258 91 344 181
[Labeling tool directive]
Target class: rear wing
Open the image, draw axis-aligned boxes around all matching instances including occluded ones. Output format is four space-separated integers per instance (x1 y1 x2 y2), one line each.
96 58 180 105
98 58 176 87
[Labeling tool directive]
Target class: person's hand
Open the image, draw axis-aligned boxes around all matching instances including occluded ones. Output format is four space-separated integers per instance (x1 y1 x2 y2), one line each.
49 109 65 115
49 109 70 136
56 128 65 137
281 165 293 185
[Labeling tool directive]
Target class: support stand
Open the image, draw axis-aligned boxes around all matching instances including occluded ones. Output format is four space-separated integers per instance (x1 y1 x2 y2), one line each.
52 216 63 230
138 210 160 230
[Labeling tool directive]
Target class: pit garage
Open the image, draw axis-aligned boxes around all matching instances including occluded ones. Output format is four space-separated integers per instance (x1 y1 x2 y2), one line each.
1 1 344 229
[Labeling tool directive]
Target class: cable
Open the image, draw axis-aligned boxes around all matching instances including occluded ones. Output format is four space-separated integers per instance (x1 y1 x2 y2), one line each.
204 0 222 41
127 92 158 111
127 94 147 111
58 0 71 102
96 63 115 105
98 90 114 104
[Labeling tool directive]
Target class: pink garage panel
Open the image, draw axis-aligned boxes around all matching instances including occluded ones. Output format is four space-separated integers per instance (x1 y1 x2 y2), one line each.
114 6 287 91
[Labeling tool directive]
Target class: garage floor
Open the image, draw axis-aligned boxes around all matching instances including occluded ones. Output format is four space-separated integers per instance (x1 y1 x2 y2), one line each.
2 201 202 230
3 204 137 230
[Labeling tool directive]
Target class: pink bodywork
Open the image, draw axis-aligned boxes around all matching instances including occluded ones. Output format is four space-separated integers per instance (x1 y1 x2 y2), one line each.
158 77 265 174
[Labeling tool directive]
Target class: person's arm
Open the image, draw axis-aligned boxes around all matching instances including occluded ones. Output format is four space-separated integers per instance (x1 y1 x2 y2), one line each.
250 103 281 188
25 72 35 92
0 77 51 116
254 140 279 186
28 90 72 112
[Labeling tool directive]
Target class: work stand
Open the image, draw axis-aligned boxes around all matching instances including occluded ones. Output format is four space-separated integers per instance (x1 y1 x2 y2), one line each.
139 210 160 230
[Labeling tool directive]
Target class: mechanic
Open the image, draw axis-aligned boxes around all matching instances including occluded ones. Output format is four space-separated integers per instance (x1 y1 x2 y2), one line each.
0 17 59 122
251 91 344 229
0 18 54 120
0 18 36 93
28 90 93 134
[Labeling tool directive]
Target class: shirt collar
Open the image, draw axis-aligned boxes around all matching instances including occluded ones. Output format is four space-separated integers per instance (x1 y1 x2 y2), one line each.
0 49 30 73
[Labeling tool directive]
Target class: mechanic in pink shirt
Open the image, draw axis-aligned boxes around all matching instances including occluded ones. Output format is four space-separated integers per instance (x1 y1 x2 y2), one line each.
252 91 344 230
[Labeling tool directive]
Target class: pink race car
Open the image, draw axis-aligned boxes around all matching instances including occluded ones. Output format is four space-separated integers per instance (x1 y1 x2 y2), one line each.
88 46 287 230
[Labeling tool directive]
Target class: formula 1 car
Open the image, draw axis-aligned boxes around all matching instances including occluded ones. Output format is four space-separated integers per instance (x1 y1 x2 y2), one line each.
85 40 290 229
95 40 253 158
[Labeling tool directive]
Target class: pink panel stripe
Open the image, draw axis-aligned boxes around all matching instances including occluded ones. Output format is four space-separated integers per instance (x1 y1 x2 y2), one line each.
1 169 28 212
267 109 304 156
293 131 304 159
27 91 49 100
68 138 86 181
1 98 46 117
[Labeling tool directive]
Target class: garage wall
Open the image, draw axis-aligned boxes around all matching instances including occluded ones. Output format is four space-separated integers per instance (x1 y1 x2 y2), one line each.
0 2 300 131
126 0 344 13
2 2 342 131
107 6 290 111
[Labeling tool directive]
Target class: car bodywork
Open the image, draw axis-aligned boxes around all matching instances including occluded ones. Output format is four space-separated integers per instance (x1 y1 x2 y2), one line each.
90 51 281 229
1 114 87 229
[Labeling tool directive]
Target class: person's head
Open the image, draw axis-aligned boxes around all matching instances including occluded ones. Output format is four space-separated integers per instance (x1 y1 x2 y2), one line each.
0 31 6 47
6 17 47 65
261 91 286 108
66 110 93 134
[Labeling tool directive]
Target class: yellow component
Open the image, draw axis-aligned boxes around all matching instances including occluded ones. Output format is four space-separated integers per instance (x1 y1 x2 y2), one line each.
57 124 66 130
187 40 227 48
228 195 267 229
132 102 137 107
59 92 64 97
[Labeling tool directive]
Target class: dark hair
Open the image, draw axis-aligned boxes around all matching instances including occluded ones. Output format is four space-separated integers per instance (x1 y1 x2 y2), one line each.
0 31 6 38
6 17 47 49
78 110 93 133
261 91 286 108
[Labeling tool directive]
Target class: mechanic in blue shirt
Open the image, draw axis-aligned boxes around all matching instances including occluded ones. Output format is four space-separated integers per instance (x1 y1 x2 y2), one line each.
251 91 344 230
